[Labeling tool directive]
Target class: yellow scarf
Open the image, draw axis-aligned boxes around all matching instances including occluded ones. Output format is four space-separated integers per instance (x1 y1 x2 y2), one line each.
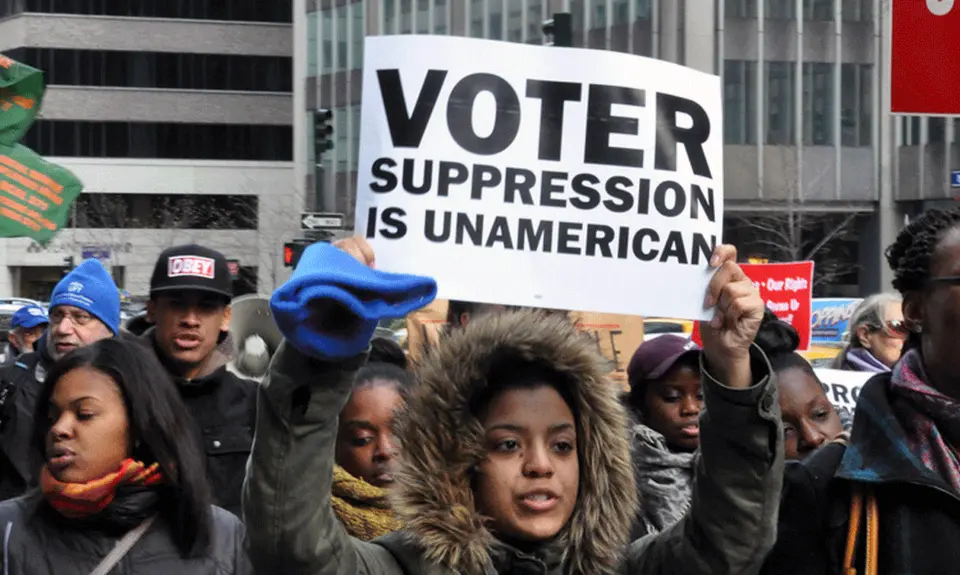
331 465 402 541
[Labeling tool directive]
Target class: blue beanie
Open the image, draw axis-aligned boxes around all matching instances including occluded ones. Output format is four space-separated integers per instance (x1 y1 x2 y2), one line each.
50 259 121 335
271 243 437 359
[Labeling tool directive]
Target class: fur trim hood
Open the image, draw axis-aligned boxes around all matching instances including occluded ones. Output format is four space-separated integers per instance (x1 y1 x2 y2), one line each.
391 310 639 574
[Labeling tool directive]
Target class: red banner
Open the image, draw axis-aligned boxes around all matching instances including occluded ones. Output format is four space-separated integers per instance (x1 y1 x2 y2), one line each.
891 0 960 114
693 261 814 351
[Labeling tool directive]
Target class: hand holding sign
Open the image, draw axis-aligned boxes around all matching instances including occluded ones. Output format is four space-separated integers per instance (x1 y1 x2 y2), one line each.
700 244 764 389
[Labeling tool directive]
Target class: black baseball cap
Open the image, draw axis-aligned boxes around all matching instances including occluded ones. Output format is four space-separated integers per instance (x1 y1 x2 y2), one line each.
150 244 233 300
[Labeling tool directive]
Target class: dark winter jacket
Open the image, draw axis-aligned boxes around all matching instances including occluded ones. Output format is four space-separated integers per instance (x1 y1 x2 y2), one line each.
143 332 256 519
0 337 54 501
244 311 784 575
761 372 960 574
0 492 250 574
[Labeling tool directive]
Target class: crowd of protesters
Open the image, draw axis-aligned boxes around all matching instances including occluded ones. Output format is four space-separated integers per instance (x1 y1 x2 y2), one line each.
0 206 957 573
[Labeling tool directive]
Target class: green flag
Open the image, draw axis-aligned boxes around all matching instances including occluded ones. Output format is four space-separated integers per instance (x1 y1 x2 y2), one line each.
0 143 83 243
0 54 44 146
0 54 84 243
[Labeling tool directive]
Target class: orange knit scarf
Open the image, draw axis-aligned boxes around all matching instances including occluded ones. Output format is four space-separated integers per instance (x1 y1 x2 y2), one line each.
41 458 163 518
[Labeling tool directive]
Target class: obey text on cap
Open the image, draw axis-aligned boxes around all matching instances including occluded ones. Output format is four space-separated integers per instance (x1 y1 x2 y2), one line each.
168 256 216 279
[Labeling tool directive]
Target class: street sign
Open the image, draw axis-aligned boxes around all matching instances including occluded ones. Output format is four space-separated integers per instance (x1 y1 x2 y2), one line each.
952 171 960 188
301 212 344 230
891 1 960 114
81 246 111 261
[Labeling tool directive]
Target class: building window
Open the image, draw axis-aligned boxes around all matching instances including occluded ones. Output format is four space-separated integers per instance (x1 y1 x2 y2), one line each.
0 0 25 17
489 2 503 40
384 0 397 34
73 193 259 229
571 0 584 34
842 0 872 22
636 0 652 19
841 63 872 147
336 7 348 71
765 61 796 144
322 9 333 72
3 48 292 92
726 0 758 18
307 13 319 78
507 2 522 42
470 0 483 37
21 0 292 22
22 121 293 160
766 0 796 19
416 0 430 33
613 0 628 24
724 60 758 145
802 62 833 145
591 0 607 28
526 0 544 44
352 2 364 70
803 0 833 20
400 0 413 33
434 0 448 34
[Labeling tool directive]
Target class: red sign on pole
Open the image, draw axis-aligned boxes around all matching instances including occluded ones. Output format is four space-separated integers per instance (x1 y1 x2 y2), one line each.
891 0 960 115
692 261 815 352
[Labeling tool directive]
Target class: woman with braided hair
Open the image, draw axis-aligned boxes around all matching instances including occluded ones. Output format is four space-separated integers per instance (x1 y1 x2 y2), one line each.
760 207 960 574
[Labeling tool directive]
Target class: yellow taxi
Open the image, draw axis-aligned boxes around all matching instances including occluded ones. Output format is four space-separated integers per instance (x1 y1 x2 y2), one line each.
799 343 844 368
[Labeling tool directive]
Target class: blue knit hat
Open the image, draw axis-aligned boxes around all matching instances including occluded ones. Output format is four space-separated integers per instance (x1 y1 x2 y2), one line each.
271 243 437 359
50 259 121 335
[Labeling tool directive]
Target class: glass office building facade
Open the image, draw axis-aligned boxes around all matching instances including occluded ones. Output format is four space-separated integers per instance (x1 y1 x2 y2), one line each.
299 0 946 293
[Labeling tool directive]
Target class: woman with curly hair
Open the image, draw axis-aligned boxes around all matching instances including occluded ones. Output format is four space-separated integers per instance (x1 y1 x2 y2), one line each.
762 207 960 574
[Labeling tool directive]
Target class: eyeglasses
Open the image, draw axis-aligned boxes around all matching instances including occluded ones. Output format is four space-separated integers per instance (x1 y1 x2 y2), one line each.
931 276 960 285
49 309 95 327
870 319 909 340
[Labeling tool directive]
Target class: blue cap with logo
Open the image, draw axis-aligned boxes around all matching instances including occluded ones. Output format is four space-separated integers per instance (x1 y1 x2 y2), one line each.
50 259 121 335
11 305 48 330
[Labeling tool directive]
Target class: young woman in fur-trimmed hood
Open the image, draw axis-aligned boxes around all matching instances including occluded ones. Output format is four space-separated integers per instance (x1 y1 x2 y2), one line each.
243 238 784 575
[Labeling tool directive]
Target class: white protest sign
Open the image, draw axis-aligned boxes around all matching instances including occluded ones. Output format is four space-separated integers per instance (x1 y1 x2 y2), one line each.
814 368 874 421
355 35 723 320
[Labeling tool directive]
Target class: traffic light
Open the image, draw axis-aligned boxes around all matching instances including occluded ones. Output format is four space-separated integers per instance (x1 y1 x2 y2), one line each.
61 256 75 277
313 109 334 159
542 13 573 47
283 242 307 268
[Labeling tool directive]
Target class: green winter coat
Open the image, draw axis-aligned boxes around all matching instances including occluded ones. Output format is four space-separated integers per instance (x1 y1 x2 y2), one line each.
243 310 783 575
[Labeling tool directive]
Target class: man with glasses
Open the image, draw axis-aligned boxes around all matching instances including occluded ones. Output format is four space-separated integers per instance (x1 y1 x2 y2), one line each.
0 259 120 499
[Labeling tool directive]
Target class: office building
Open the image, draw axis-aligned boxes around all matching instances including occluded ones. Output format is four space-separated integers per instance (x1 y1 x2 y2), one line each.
0 0 297 298
298 0 942 294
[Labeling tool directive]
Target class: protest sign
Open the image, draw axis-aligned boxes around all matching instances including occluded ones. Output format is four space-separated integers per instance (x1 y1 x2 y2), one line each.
0 55 44 146
0 143 84 243
814 368 872 423
810 298 862 345
356 35 723 321
691 260 814 350
405 300 644 386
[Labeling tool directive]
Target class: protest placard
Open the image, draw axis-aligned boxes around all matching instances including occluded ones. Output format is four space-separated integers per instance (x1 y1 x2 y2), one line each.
814 368 873 422
406 300 644 387
811 298 862 345
690 260 814 350
356 36 723 321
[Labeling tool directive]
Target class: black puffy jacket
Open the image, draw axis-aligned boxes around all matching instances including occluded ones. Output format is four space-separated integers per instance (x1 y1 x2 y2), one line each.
142 333 257 519
0 493 251 574
0 338 53 501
